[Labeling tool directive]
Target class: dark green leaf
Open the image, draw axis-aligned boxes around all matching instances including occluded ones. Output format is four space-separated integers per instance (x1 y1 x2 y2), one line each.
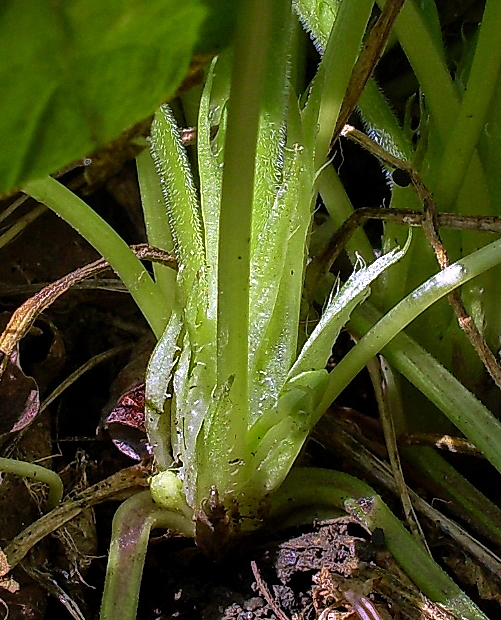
0 0 235 194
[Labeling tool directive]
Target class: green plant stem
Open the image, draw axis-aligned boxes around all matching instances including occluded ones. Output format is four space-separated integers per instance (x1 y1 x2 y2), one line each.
151 105 206 297
0 456 63 510
100 490 194 620
382 0 456 134
402 446 501 547
196 56 224 308
349 301 501 474
23 176 167 338
314 237 501 468
303 0 373 167
271 468 487 620
217 0 276 436
434 0 501 210
136 148 177 312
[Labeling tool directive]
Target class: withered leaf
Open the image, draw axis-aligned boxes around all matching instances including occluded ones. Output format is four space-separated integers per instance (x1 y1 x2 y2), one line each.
0 348 39 441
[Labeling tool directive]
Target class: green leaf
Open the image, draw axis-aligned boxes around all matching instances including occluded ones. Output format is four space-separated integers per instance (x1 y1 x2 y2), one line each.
145 309 183 471
239 245 409 505
289 244 408 379
197 52 231 315
293 0 340 51
0 0 212 194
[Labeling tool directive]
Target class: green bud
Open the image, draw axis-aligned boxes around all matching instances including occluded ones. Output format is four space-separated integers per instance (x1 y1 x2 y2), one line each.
150 470 185 511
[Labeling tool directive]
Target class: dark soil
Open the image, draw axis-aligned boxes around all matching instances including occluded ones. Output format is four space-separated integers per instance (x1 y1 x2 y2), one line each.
132 520 399 620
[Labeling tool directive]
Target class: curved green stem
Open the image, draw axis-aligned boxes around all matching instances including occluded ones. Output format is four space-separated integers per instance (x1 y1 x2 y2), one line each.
349 301 501 474
100 490 194 620
318 234 501 409
271 468 488 620
315 237 501 468
23 176 167 338
0 456 63 510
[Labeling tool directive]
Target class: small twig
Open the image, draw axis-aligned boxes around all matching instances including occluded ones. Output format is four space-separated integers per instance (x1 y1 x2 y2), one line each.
250 561 290 620
305 205 501 302
308 127 501 295
39 343 133 413
340 124 411 171
406 155 501 387
0 244 177 379
0 463 151 576
366 357 430 553
332 0 406 143
413 158 501 391
399 433 483 457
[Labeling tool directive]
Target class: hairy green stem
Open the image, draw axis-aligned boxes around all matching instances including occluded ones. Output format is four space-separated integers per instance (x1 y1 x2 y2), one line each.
150 105 205 302
303 0 373 167
0 456 63 510
136 148 176 311
23 176 167 338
